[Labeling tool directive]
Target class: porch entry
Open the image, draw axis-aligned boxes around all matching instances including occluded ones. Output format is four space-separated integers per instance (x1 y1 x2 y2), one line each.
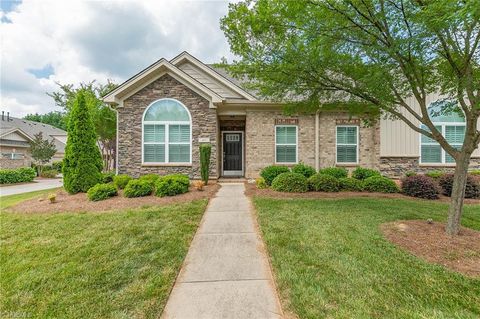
222 131 244 176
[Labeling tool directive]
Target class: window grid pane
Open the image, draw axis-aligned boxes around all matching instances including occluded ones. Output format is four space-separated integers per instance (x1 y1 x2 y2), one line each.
144 144 165 163
275 126 297 163
336 126 358 163
276 126 296 144
276 145 296 163
421 145 442 163
169 124 190 143
144 124 165 143
168 144 190 163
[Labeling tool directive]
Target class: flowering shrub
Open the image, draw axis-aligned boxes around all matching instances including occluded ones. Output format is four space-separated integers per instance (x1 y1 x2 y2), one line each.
401 175 439 199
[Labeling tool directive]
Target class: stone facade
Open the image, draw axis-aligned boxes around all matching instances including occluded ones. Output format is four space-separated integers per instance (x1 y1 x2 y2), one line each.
379 156 480 178
117 74 218 178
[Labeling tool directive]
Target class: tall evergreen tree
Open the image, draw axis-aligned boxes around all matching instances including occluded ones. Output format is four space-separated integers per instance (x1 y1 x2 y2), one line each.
63 90 103 193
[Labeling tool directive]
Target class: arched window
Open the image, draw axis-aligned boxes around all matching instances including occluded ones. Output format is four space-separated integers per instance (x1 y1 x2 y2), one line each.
142 99 191 164
420 100 465 164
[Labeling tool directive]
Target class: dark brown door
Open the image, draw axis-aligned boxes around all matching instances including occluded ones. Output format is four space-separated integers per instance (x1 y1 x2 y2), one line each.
223 133 242 175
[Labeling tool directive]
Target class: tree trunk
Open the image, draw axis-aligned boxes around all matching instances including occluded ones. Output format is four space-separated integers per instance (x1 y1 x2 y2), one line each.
445 152 472 236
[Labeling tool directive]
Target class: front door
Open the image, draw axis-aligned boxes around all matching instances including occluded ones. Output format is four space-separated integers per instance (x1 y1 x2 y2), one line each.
223 132 243 176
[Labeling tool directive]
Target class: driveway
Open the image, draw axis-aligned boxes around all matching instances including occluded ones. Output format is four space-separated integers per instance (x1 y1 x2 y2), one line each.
0 178 63 196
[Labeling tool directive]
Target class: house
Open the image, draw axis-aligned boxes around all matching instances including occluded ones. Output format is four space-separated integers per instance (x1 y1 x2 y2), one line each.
0 113 67 169
104 51 480 179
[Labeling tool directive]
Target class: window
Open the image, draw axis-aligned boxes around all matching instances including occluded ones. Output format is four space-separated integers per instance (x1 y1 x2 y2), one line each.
142 99 191 164
336 126 358 163
2 153 24 160
420 100 465 164
275 125 297 163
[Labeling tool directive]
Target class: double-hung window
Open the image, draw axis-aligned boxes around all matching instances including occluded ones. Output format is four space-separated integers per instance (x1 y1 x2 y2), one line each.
336 126 358 164
143 99 191 164
420 100 465 164
275 125 297 163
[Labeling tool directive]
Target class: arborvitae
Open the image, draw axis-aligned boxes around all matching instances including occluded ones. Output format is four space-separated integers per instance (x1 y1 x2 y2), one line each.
200 143 211 184
63 90 103 193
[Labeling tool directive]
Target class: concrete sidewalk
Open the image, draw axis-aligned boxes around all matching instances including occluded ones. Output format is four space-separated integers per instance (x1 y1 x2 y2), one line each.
0 178 63 197
162 183 283 319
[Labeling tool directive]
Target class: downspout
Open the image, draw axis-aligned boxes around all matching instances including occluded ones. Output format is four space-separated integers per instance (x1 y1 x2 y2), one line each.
315 110 320 171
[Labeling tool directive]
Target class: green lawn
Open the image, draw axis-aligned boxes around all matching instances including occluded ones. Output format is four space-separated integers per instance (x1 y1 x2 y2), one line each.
254 197 480 319
0 188 62 210
1 191 207 318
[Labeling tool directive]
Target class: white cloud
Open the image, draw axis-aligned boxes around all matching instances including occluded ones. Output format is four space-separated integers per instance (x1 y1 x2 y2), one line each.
0 0 234 117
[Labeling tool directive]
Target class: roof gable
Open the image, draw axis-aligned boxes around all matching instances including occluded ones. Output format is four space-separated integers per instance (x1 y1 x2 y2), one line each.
170 52 256 101
103 58 223 108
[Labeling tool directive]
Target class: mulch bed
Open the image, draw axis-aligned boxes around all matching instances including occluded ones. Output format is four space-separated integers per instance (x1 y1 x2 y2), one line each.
8 183 220 214
381 220 480 277
244 182 480 204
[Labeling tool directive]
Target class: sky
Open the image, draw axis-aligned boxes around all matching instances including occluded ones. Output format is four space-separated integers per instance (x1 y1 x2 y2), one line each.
0 0 235 117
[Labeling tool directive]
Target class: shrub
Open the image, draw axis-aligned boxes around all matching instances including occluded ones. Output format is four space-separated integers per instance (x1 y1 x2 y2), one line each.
63 91 103 194
318 167 348 179
363 176 399 193
40 169 57 178
87 183 118 201
260 165 290 186
308 174 340 192
426 170 445 179
0 167 36 184
271 172 308 193
113 174 132 189
155 174 190 197
124 179 153 198
438 174 480 199
102 171 115 183
193 180 205 191
48 193 56 204
52 160 63 173
469 169 480 176
256 177 268 189
338 177 364 192
291 163 316 178
139 174 160 186
405 171 417 177
352 167 381 180
401 175 439 199
200 144 212 184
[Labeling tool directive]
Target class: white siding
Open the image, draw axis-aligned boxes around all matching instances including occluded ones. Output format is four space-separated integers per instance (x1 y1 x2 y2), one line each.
2 131 29 142
178 62 243 99
380 93 480 157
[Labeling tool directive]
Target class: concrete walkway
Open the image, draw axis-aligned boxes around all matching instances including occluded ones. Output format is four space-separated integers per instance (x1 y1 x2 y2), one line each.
162 183 283 319
0 178 63 196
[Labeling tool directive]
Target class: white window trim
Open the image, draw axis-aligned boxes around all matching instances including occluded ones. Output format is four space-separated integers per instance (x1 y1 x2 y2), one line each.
141 98 192 165
419 121 465 165
274 125 298 164
335 125 359 165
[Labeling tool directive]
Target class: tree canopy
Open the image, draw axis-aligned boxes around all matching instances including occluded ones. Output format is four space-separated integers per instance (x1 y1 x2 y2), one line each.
221 0 480 235
24 111 67 131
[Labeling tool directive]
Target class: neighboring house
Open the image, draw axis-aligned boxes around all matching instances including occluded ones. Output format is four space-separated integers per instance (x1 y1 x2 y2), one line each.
0 113 67 169
104 51 480 179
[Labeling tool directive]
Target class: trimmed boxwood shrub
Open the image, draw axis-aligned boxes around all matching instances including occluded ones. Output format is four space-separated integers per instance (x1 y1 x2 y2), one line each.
113 174 132 189
438 174 480 199
123 179 154 198
139 174 160 186
155 174 190 197
0 167 36 184
352 167 381 180
102 171 115 183
401 175 439 199
338 177 364 192
291 163 316 178
40 169 57 178
271 172 308 193
318 167 348 179
260 165 290 186
308 174 340 192
363 176 399 193
87 183 118 201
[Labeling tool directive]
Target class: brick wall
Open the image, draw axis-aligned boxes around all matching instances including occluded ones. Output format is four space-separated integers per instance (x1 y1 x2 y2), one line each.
117 74 218 178
245 110 315 178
